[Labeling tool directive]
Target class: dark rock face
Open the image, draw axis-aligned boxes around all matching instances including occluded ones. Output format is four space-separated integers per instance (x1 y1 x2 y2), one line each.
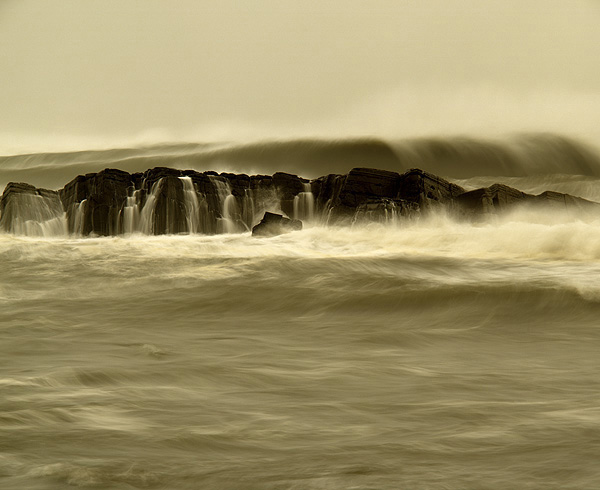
60 168 133 236
141 167 182 190
273 172 306 217
455 183 600 218
252 212 302 237
315 167 464 222
220 172 250 198
188 173 225 234
398 169 465 207
339 168 401 208
312 174 347 213
456 184 532 216
353 198 419 224
318 167 404 222
151 175 187 235
3 164 600 237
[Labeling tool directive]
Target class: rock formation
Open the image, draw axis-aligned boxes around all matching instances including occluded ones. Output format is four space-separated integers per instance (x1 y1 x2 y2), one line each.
251 212 303 237
1 166 599 237
312 167 465 222
0 182 65 235
60 168 132 236
456 183 600 217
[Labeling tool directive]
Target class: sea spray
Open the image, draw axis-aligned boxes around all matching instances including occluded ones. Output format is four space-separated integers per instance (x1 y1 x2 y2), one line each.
2 210 600 488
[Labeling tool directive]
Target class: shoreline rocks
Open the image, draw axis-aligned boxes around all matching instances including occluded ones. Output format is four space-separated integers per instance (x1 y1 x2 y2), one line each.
1 166 599 236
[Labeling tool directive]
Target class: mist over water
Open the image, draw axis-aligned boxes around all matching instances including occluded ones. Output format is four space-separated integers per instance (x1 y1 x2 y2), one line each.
2 132 600 194
2 208 600 488
3 0 600 485
2 134 600 488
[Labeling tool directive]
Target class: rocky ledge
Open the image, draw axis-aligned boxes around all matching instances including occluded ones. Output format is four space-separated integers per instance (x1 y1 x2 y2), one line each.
1 166 598 236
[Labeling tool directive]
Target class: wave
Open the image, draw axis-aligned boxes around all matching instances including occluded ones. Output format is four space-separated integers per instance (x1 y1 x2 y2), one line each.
390 133 600 178
0 138 398 191
2 133 599 192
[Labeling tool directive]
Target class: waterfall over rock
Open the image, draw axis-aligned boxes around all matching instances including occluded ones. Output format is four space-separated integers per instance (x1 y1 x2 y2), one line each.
293 183 315 222
138 178 162 235
209 176 239 234
60 168 131 236
121 190 141 235
179 176 200 234
0 182 67 236
2 165 599 237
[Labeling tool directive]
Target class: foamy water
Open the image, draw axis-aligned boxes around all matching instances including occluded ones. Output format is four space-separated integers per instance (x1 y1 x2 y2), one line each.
2 213 600 488
2 137 600 488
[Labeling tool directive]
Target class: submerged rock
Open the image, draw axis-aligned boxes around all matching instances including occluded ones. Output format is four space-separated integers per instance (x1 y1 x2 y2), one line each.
252 212 302 237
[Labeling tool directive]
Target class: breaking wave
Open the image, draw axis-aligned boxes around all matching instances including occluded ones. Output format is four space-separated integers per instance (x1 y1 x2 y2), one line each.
3 135 600 488
1 133 600 192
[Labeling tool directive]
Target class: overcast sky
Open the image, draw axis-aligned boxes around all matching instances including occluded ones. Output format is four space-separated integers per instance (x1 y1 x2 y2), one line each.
1 0 599 152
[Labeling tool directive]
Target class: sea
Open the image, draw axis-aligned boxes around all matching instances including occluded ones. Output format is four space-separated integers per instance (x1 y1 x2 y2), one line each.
1 137 600 489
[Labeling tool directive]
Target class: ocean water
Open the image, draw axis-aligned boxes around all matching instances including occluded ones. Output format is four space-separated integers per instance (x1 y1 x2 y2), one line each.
2 205 600 489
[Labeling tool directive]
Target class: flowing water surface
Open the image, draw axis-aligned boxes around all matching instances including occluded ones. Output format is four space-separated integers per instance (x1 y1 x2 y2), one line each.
2 208 600 489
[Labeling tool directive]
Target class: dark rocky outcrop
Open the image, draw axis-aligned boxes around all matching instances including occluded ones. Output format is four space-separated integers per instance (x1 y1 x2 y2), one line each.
140 167 182 190
60 168 133 236
151 175 187 235
397 169 465 208
273 172 306 217
314 168 464 222
135 168 189 234
339 168 401 208
2 164 599 236
252 212 302 237
312 173 347 216
456 184 532 216
456 184 600 217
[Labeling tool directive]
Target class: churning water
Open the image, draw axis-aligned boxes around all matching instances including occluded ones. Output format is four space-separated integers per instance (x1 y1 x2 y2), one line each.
2 139 600 489
2 216 600 489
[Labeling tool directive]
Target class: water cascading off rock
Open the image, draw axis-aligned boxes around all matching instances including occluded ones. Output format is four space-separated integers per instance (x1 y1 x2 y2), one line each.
1 166 599 237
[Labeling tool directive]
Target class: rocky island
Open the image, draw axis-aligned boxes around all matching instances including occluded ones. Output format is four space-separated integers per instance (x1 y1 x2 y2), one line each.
0 165 598 237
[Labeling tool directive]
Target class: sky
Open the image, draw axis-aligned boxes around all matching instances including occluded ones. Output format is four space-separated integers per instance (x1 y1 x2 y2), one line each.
1 0 600 153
